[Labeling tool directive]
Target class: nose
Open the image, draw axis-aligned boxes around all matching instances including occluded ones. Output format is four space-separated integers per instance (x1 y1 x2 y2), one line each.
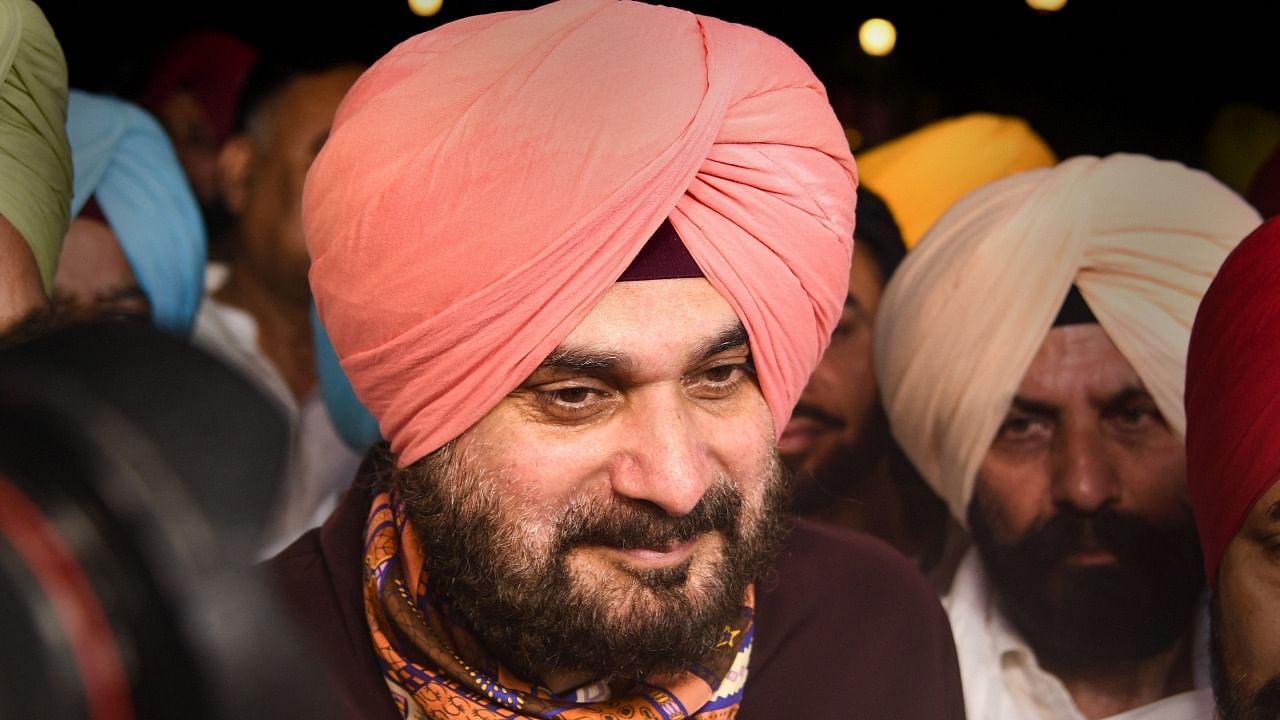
609 387 716 516
1049 422 1120 514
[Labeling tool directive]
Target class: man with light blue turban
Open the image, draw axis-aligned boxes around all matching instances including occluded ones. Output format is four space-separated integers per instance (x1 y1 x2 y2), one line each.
53 89 206 334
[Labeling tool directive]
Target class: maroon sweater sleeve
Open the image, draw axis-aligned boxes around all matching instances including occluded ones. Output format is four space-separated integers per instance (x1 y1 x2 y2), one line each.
740 518 967 720
266 478 402 720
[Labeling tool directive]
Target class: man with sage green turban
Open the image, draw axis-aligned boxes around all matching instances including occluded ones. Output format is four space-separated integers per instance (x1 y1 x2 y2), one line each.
0 0 72 331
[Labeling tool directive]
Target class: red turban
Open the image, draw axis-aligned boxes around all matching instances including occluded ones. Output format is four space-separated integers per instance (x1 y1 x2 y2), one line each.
140 29 258 144
1186 215 1279 585
303 0 858 466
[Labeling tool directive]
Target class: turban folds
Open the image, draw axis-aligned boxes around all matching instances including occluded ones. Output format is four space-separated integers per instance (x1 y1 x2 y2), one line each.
1186 217 1280 585
875 154 1261 524
66 90 207 334
0 0 72 292
855 113 1055 250
304 0 858 466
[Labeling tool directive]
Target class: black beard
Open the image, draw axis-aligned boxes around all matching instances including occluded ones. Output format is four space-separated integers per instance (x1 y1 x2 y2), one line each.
393 441 792 686
787 403 890 515
1211 592 1280 720
968 494 1203 673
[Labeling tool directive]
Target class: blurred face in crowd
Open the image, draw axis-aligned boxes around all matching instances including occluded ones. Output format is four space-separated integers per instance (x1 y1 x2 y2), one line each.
0 215 48 331
220 65 363 304
969 324 1202 672
780 243 888 512
1211 478 1280 720
51 216 149 323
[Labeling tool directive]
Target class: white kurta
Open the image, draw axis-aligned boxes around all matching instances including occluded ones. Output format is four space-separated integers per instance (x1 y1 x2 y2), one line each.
945 549 1213 720
192 266 362 560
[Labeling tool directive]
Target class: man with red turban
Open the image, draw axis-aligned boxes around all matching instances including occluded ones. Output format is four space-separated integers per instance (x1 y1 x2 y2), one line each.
267 1 965 718
1186 216 1280 720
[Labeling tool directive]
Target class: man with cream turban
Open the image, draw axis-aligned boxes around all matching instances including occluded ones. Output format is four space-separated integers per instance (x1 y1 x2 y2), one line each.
855 112 1056 249
268 2 965 719
875 153 1261 720
0 0 72 331
52 89 206 333
1185 216 1280 720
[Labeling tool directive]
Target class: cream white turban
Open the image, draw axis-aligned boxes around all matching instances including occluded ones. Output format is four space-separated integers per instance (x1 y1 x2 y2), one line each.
874 154 1261 523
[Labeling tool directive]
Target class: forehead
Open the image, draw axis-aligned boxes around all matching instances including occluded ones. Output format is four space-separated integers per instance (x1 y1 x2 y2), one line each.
1017 323 1142 399
559 278 741 356
271 66 363 135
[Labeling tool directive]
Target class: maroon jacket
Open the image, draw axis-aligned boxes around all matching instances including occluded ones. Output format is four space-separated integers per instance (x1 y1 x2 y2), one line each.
267 470 966 719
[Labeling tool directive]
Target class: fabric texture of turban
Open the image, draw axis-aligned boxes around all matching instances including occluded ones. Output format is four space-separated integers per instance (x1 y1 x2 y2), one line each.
1186 216 1280 585
305 0 858 467
875 153 1261 524
0 0 72 292
67 90 207 334
856 113 1055 250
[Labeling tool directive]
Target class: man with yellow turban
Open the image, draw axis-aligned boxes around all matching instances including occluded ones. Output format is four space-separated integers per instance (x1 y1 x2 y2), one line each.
267 2 965 718
856 112 1056 249
0 0 72 331
875 153 1261 719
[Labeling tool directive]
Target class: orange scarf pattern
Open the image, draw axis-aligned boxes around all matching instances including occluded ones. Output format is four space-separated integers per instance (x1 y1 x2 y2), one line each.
362 491 754 720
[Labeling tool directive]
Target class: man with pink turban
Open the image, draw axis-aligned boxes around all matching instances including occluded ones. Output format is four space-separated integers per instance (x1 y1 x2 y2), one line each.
1185 216 1280 720
267 2 965 719
875 153 1261 720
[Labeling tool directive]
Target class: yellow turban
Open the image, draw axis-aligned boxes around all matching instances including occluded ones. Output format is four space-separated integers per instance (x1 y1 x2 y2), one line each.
0 0 72 292
856 113 1055 249
874 154 1261 524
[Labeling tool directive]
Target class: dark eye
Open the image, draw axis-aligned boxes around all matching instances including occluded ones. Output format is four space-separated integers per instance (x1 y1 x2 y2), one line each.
530 383 615 422
996 414 1052 446
685 362 753 400
550 387 593 405
703 365 737 383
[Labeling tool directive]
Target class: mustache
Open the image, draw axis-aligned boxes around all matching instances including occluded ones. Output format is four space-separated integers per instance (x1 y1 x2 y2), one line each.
1251 675 1280 719
788 402 845 429
554 479 742 551
1015 507 1193 570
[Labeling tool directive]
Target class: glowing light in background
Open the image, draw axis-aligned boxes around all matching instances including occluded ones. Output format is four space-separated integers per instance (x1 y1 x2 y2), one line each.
858 18 897 57
1026 0 1068 12
409 0 444 17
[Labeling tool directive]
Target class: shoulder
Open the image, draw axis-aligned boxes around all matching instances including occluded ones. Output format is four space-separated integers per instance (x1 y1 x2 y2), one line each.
740 518 966 720
761 517 946 616
261 480 402 720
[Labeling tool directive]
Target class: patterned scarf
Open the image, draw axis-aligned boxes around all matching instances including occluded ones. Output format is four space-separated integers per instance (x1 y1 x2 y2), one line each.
363 490 754 720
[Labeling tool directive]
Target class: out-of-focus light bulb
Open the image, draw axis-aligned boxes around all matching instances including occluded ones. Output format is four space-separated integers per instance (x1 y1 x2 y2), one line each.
409 0 444 17
1026 0 1067 12
859 18 896 57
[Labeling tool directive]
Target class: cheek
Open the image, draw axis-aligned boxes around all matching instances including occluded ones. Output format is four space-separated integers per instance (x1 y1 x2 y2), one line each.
973 462 1048 543
1218 551 1280 684
461 416 612 515
1119 442 1188 516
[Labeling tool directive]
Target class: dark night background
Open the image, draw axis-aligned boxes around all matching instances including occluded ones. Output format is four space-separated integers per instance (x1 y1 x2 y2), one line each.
35 0 1280 170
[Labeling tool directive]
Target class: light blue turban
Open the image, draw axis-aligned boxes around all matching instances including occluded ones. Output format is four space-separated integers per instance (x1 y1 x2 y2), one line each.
66 89 206 333
311 302 381 453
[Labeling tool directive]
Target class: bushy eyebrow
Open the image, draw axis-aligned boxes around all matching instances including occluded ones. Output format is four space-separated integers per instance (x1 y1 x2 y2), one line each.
532 321 748 377
690 322 748 365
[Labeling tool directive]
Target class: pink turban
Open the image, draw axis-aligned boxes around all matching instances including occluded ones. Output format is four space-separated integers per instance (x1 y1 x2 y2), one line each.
1186 216 1280 585
303 0 858 466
